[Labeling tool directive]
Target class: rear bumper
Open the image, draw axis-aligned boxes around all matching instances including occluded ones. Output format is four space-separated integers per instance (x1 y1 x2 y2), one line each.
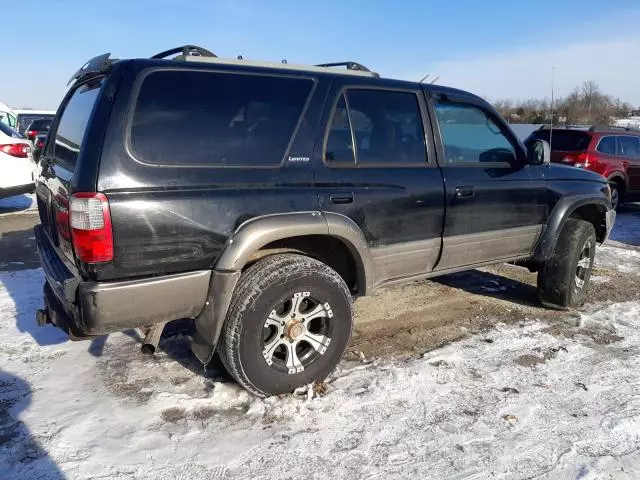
35 225 211 336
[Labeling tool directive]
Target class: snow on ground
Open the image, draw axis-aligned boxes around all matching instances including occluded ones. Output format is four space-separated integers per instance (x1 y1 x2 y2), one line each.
1 211 639 479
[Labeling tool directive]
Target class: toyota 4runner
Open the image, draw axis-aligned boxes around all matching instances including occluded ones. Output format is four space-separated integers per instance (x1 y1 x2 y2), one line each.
34 46 616 397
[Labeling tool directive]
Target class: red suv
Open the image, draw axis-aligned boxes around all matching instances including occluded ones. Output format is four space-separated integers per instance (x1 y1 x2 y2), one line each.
526 126 640 209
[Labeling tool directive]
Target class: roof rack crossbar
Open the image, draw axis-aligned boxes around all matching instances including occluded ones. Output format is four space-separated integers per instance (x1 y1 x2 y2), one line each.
151 45 217 60
315 61 379 77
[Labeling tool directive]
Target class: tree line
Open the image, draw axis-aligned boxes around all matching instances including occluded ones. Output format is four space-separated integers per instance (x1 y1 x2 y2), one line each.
492 81 636 125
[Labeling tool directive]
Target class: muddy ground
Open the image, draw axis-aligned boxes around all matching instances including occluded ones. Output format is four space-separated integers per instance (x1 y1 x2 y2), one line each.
2 203 638 377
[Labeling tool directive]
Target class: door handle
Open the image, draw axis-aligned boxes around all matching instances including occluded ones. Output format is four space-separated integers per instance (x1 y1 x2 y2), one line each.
330 193 354 204
455 186 474 198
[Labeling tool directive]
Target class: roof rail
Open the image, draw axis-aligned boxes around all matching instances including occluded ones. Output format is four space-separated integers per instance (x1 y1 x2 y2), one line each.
151 45 217 60
589 124 633 133
315 61 379 77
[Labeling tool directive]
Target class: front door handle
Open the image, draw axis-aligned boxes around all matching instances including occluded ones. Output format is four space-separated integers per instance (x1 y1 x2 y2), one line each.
330 193 354 204
455 186 474 198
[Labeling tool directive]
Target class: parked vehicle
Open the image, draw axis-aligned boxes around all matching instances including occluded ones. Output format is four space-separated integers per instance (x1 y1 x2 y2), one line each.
0 102 17 129
35 46 615 397
526 126 640 209
33 133 47 162
24 118 53 142
0 122 34 199
14 110 56 135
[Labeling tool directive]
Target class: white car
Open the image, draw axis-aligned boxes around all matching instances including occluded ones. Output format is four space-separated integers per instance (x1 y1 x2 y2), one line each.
0 122 35 199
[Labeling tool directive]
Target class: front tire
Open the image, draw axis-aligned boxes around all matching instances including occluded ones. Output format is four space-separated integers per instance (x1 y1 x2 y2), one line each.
218 254 353 397
537 218 596 309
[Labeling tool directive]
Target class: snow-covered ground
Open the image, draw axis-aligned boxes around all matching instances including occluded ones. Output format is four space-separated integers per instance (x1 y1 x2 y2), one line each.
1 210 639 479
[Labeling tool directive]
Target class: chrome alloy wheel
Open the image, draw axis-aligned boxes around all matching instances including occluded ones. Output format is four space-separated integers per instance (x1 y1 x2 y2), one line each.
261 291 333 374
575 240 593 291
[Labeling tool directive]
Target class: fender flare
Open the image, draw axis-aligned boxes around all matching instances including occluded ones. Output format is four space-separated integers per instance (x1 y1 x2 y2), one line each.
531 194 610 263
191 211 373 364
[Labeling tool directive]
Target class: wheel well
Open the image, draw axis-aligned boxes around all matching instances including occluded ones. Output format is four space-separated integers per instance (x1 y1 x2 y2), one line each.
569 204 607 243
608 175 626 194
246 235 361 294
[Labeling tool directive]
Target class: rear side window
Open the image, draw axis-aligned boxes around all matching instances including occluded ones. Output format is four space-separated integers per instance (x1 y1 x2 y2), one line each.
597 136 616 155
530 130 591 151
130 70 314 167
54 80 102 168
618 136 640 159
325 89 427 166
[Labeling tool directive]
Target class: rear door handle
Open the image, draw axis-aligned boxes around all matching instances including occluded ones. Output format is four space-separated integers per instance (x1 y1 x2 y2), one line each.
330 193 354 204
455 186 474 198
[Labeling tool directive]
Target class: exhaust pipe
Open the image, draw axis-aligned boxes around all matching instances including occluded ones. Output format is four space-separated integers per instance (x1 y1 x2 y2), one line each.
36 309 51 326
140 322 167 355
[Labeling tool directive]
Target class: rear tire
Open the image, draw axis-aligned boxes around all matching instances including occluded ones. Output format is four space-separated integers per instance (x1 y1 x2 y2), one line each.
537 218 596 309
608 181 621 211
218 254 353 397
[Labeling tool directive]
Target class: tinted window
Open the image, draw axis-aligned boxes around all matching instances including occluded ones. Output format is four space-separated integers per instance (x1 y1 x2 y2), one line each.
597 136 616 155
529 129 591 151
54 80 102 167
434 101 516 164
28 119 52 131
325 89 427 165
618 136 640 158
130 71 313 167
325 95 354 163
18 114 54 133
0 122 23 138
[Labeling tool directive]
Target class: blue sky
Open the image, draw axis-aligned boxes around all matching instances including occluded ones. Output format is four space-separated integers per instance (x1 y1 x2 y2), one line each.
3 0 640 109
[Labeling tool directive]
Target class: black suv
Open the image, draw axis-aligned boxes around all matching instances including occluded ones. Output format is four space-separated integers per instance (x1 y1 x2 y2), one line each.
35 46 616 397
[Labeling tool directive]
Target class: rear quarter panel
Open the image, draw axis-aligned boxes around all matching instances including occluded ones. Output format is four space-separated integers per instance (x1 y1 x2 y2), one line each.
92 62 330 281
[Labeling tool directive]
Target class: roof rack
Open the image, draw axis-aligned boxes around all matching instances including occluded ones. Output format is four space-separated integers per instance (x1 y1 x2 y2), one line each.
314 61 379 77
588 125 634 133
179 55 379 78
151 45 217 59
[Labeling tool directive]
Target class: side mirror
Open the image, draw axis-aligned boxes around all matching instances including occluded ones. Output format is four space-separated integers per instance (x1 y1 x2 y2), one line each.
528 139 551 165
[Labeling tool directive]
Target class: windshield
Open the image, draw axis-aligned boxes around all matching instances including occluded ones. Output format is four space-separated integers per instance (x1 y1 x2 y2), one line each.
528 129 591 151
0 122 24 138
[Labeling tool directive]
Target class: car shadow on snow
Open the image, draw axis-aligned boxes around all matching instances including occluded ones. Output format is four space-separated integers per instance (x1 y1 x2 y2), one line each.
0 370 65 479
0 194 36 215
611 203 640 247
433 268 541 309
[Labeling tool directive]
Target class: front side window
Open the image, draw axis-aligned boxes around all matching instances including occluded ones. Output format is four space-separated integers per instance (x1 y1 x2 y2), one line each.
617 136 640 159
597 136 616 155
434 100 517 164
130 70 313 167
325 89 427 166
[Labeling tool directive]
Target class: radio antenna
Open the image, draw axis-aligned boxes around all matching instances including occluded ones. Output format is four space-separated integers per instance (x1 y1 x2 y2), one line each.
549 66 555 149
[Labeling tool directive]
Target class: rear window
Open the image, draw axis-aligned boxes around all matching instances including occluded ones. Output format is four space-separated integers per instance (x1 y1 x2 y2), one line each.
129 70 314 167
28 119 52 131
529 129 591 151
18 114 54 132
53 80 102 168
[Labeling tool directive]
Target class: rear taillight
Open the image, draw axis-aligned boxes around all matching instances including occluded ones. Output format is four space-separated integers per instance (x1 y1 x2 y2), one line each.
27 130 36 139
563 152 591 168
0 143 31 158
69 193 114 263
